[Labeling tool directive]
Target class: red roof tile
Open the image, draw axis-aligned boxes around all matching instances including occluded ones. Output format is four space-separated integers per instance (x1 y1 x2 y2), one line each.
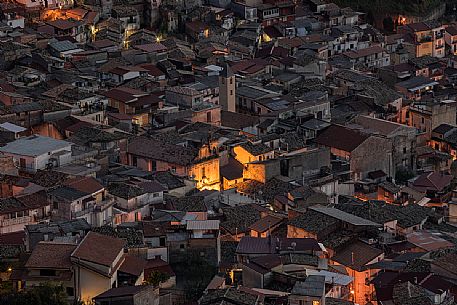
63 176 104 194
72 232 126 266
25 242 76 269
412 171 453 192
119 255 147 276
0 231 25 245
343 46 385 59
314 125 369 152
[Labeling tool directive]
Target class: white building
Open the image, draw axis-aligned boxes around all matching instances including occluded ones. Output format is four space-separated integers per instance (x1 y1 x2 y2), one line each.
0 135 73 172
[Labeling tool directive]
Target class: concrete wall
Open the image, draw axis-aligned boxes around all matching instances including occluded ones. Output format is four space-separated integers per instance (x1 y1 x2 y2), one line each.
351 136 393 179
242 266 264 288
78 266 113 303
244 159 280 183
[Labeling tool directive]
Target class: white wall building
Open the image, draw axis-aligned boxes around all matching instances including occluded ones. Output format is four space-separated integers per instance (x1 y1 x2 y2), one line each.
0 135 74 172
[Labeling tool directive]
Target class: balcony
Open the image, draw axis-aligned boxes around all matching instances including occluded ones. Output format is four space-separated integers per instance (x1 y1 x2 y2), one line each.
418 36 432 43
72 199 114 218
0 215 32 227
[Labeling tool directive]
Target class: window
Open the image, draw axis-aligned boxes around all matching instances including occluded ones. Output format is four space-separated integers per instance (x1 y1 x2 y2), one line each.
207 111 212 122
180 244 185 249
230 90 233 96
160 237 166 247
150 160 157 172
230 78 233 84
221 78 225 84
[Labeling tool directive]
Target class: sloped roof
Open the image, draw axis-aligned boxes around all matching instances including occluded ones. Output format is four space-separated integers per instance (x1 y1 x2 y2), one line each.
72 231 126 267
25 242 76 269
332 241 383 271
314 125 369 152
411 171 453 192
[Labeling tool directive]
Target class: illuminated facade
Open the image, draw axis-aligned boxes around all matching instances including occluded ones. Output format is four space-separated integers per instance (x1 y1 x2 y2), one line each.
398 22 445 58
126 137 221 191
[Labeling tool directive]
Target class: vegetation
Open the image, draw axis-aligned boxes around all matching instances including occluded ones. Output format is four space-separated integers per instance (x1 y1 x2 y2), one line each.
395 168 415 185
333 0 444 16
172 254 217 301
144 271 170 287
0 283 74 305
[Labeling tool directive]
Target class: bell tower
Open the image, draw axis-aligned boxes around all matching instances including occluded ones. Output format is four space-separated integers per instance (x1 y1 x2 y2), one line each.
219 64 236 112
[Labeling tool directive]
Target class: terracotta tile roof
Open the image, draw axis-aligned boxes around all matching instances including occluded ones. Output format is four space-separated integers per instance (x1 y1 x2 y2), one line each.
0 231 25 245
248 215 284 233
25 242 76 269
134 43 167 53
314 124 369 152
119 255 147 276
139 64 166 77
332 241 383 271
72 231 126 267
431 253 457 276
128 136 198 166
239 141 273 156
236 236 321 255
343 46 385 59
47 19 79 30
102 87 147 103
91 39 117 49
403 22 431 32
63 176 104 194
65 121 94 133
411 171 452 192
94 286 149 299
220 110 259 130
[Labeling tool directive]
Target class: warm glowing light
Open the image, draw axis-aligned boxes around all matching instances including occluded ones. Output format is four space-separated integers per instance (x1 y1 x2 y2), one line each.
156 35 162 43
262 33 272 42
398 16 407 25
7 267 12 272
350 290 355 294
203 29 209 38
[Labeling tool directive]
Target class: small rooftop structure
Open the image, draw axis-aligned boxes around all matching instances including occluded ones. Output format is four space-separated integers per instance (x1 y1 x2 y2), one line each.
0 135 72 157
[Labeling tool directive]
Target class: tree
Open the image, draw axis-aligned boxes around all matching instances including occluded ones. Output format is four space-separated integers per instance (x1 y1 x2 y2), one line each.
1 282 70 305
395 168 415 185
181 254 217 301
383 16 395 33
144 271 170 287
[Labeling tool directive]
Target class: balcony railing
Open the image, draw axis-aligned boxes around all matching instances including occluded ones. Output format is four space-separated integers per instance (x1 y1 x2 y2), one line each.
0 215 32 227
72 199 114 218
